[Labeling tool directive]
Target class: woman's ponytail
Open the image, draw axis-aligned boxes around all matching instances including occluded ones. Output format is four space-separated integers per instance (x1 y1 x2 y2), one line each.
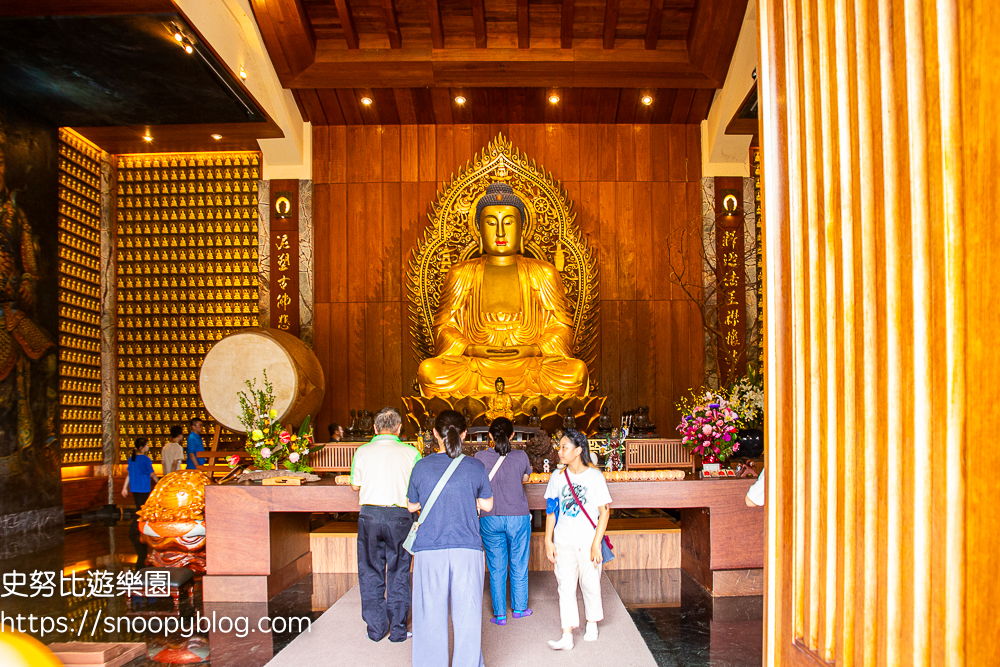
131 437 148 462
488 417 514 456
435 410 467 459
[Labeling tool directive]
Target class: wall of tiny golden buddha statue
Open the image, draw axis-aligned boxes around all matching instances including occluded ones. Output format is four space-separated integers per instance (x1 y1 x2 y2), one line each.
57 129 103 466
113 151 261 460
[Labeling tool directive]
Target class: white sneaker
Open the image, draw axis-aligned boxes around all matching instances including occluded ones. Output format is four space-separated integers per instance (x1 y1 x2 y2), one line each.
584 622 599 641
548 633 574 650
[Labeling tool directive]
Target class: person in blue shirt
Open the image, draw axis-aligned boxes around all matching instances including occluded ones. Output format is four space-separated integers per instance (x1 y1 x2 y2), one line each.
185 418 206 469
121 437 158 510
406 409 493 667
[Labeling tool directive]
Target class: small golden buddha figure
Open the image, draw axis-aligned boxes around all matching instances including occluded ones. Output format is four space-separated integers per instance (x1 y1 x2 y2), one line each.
417 182 589 397
485 377 516 423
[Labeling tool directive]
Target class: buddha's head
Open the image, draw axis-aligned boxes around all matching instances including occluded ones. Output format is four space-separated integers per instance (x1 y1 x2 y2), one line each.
495 377 505 393
476 182 526 256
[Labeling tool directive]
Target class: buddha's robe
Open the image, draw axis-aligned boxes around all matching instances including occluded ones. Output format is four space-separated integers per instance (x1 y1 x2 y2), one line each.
417 255 589 397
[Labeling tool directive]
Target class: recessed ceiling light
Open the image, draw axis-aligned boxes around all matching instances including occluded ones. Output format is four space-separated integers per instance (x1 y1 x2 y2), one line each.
142 134 153 142
174 32 183 42
548 94 560 104
184 44 193 54
239 67 247 80
211 134 223 140
360 96 373 106
454 95 466 104
641 95 653 105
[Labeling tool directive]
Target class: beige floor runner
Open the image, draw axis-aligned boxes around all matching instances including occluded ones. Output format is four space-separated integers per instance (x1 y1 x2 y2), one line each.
266 571 657 666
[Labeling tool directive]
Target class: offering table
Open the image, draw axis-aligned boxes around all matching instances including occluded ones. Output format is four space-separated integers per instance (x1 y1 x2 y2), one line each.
202 478 763 602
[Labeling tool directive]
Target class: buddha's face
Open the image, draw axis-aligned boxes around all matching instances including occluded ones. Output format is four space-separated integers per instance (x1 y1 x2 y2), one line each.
495 378 505 393
479 204 522 257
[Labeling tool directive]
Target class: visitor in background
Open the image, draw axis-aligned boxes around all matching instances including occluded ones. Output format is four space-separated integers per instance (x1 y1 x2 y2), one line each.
121 437 158 509
746 468 766 507
350 407 422 642
407 409 493 667
544 429 612 651
161 425 185 475
185 418 206 469
328 423 344 442
474 417 533 626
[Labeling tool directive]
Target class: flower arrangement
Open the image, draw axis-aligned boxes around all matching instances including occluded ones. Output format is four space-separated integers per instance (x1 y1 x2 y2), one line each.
237 370 321 472
675 388 741 462
727 368 764 430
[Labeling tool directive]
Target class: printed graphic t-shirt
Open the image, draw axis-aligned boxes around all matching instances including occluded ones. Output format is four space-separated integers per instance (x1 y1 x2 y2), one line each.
474 449 532 517
544 466 613 548
406 453 492 552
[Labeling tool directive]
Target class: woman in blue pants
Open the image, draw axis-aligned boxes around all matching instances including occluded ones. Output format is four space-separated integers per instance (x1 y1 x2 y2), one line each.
474 417 534 626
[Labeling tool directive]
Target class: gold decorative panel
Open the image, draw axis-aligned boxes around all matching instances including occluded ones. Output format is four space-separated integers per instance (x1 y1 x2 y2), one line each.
114 152 260 459
57 129 103 466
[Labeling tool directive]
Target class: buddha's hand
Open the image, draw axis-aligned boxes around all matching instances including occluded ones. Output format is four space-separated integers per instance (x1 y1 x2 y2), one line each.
466 345 540 359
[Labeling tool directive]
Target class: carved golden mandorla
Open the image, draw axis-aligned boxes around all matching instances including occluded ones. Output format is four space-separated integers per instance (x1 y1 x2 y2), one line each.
406 133 600 392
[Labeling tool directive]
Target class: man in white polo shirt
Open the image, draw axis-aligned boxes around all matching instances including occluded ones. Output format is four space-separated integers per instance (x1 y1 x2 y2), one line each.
350 406 422 642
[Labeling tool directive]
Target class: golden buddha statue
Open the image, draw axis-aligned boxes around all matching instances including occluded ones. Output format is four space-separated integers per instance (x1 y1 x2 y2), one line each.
417 183 589 397
485 377 515 422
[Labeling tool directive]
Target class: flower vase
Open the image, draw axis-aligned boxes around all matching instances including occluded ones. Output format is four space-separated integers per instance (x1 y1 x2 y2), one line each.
702 453 719 465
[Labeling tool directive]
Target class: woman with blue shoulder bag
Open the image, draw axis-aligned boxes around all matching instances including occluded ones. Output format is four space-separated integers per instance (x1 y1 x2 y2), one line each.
406 410 493 667
543 429 613 651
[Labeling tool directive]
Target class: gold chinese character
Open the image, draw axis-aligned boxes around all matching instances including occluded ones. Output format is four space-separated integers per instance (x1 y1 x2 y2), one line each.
723 272 739 289
724 309 740 327
276 293 292 310
277 314 290 330
724 251 739 268
277 275 290 290
727 291 739 306
277 252 290 271
722 231 737 249
274 234 290 251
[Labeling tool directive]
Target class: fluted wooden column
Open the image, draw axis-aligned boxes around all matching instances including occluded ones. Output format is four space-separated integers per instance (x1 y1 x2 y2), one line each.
759 0 998 663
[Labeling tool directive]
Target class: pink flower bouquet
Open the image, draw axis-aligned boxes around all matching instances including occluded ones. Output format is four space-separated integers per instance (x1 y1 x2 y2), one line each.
675 389 741 462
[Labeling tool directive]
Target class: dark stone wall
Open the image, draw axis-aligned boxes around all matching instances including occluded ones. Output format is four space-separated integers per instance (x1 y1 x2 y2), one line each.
0 94 62 541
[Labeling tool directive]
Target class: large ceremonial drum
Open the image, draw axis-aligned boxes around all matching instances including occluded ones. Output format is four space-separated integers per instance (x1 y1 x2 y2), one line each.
199 328 325 433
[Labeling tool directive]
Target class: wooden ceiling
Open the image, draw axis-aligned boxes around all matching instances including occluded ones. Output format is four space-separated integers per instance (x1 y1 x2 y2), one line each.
294 85 713 125
253 0 747 122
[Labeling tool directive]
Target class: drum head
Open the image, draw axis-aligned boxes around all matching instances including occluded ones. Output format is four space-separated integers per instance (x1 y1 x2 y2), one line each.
199 330 298 432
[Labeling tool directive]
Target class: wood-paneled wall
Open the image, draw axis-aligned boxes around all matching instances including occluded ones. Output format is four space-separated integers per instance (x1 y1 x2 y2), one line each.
760 0 998 664
311 123 704 433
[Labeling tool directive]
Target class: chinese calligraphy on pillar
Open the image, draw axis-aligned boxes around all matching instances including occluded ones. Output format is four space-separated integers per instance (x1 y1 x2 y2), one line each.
751 147 763 370
269 181 300 337
715 177 747 386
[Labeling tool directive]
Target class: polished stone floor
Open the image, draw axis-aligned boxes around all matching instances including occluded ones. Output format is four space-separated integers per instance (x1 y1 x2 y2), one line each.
0 523 762 666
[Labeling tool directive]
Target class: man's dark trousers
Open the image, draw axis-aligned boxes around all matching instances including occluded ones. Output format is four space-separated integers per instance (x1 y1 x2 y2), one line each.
357 505 413 641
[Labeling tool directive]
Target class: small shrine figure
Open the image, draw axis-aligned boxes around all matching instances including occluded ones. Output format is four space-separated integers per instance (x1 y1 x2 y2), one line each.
346 409 358 436
562 406 576 431
462 407 472 426
597 404 614 433
527 405 542 429
485 377 515 423
543 459 550 474
422 409 436 434
359 409 375 435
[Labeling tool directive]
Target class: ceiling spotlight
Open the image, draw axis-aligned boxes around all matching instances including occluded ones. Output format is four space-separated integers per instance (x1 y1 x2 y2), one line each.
454 95 466 105
360 96 373 106
142 134 153 143
184 44 193 54
641 95 653 105
174 32 183 42
211 134 223 140
239 67 247 80
548 94 560 104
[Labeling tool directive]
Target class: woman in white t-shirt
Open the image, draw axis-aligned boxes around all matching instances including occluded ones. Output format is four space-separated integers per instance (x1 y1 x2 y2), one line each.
543 429 612 651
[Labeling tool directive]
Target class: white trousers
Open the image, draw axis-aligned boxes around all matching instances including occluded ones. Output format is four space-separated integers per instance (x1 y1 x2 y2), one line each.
553 543 604 629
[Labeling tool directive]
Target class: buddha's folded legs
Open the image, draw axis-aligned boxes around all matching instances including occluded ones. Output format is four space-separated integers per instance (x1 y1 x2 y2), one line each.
417 356 588 397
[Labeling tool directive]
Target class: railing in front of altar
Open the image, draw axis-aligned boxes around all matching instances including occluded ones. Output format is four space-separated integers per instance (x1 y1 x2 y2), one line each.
624 439 694 470
307 443 362 472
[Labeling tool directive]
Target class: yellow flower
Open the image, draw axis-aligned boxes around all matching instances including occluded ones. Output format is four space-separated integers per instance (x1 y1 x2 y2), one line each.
268 409 278 420
251 429 263 440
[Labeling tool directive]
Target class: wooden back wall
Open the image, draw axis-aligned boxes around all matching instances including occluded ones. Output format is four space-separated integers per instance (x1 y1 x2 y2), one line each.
311 123 704 434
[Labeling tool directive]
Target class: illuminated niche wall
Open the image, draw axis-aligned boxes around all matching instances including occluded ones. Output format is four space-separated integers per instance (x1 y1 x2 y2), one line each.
114 151 260 458
57 129 103 466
